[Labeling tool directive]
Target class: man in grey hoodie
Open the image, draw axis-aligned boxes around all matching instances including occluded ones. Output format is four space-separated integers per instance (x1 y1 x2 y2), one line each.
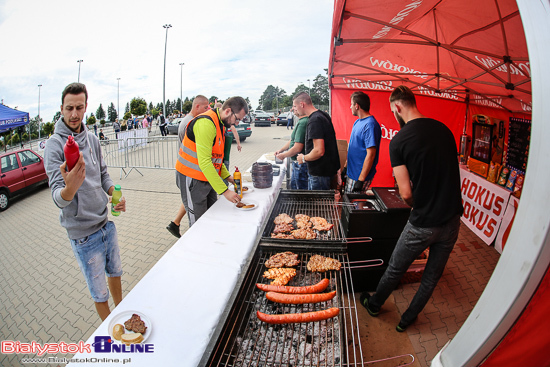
44 83 126 321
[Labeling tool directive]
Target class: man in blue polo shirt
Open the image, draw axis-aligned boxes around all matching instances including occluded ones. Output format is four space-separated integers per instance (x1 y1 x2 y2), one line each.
344 91 381 193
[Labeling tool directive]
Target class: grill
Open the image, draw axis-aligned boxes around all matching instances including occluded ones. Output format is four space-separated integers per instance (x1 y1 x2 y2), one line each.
201 248 364 367
261 190 347 250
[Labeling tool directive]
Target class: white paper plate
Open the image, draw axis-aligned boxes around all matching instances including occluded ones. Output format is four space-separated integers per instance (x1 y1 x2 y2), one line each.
234 199 259 211
228 183 254 193
108 310 152 343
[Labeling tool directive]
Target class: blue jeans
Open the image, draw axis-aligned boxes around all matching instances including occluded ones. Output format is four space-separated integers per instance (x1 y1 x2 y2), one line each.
290 161 309 190
70 221 123 302
370 215 461 325
308 175 331 190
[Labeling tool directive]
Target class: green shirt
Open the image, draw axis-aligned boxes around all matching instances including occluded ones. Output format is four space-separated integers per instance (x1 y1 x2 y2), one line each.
289 117 308 161
193 114 230 194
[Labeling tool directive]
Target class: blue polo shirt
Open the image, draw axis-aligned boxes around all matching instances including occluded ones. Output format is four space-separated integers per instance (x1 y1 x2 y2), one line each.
347 115 381 181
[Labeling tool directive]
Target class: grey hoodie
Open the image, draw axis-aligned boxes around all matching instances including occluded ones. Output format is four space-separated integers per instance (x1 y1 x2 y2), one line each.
44 118 114 240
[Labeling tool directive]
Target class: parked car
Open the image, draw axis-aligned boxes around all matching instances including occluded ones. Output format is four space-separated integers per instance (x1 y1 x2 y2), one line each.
254 112 272 127
226 122 252 142
276 112 291 126
167 117 186 135
0 149 48 211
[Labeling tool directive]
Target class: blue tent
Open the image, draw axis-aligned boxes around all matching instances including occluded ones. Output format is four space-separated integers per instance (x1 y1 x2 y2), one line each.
0 104 30 133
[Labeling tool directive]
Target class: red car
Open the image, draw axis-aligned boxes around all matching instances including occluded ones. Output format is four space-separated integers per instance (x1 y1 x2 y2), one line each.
0 148 48 211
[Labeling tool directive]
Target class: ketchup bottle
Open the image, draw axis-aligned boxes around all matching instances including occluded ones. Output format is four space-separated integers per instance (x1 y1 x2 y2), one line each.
64 135 80 171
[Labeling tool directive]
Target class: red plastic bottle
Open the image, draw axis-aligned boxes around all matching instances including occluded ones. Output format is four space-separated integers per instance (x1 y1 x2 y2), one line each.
64 135 80 171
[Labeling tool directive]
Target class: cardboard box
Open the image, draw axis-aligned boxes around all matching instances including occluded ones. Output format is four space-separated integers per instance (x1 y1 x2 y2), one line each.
337 139 348 171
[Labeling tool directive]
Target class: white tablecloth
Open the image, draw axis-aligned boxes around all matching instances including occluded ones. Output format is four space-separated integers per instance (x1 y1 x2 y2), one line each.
70 156 286 366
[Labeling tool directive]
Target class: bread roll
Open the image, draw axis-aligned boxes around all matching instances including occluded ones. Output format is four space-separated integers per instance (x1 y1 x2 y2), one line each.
112 324 125 341
121 332 144 345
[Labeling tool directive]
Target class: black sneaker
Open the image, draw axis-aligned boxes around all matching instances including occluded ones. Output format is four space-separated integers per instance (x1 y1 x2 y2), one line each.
396 317 417 332
359 292 380 317
166 221 181 238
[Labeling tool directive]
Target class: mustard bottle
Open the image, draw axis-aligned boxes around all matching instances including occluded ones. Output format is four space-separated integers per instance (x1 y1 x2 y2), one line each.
234 166 242 197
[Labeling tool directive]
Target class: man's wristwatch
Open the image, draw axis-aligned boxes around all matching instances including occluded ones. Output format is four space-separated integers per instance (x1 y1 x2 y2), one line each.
302 155 307 163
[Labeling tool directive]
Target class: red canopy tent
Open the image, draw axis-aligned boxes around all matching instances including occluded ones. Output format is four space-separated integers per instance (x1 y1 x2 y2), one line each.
328 1 549 366
329 0 531 186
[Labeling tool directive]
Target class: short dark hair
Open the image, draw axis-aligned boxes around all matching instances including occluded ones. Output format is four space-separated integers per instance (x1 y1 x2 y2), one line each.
351 91 371 112
293 92 312 105
222 97 249 114
62 83 88 105
389 85 417 107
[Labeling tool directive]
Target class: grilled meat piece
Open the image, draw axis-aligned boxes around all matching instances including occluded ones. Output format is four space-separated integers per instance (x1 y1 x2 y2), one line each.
310 217 334 232
294 214 310 222
307 255 342 272
291 228 317 240
263 267 297 286
273 223 294 234
265 251 300 268
271 233 295 239
124 314 147 334
274 213 293 225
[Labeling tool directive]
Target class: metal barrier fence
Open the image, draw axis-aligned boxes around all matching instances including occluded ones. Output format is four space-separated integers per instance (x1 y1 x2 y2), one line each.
101 134 179 179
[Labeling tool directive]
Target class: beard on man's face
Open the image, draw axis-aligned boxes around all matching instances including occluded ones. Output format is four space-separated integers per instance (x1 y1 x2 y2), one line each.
221 116 232 128
395 111 406 129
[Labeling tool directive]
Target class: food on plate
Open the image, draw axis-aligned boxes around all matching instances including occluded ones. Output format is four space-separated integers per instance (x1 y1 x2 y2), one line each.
256 307 340 324
256 278 330 294
121 332 144 345
124 313 147 334
236 202 255 209
271 233 295 239
266 290 336 304
112 324 125 341
291 228 317 240
242 186 249 192
273 223 295 234
307 255 342 272
274 213 293 225
310 217 334 231
265 251 300 268
263 267 296 286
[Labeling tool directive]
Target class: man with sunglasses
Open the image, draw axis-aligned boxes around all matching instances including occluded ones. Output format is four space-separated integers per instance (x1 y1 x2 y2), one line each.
175 96 248 226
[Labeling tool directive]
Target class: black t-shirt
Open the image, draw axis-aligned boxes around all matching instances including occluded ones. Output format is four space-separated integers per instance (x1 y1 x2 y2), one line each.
389 118 463 227
305 110 340 177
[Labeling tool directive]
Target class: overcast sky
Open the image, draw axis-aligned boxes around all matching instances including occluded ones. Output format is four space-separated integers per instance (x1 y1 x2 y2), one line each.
0 0 334 122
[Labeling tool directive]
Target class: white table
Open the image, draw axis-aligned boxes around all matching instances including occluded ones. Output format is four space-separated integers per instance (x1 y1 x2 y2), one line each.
70 156 286 366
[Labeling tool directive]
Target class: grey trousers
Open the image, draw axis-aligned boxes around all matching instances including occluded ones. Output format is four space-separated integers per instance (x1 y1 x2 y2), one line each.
176 171 218 226
370 214 461 325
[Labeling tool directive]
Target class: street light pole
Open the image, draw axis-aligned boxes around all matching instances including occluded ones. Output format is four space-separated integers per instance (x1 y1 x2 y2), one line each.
77 60 83 82
162 24 172 117
179 62 184 113
38 84 42 138
117 78 121 119
307 79 311 95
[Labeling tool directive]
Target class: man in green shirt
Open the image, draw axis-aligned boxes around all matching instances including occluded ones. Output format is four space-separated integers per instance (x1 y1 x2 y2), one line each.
176 97 248 226
275 110 309 189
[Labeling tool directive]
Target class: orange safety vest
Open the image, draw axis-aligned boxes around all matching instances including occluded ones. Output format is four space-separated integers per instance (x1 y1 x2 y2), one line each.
175 109 226 181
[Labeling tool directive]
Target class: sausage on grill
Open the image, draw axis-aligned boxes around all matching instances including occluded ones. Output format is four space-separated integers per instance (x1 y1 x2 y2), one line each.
266 291 336 304
256 278 329 294
257 307 340 324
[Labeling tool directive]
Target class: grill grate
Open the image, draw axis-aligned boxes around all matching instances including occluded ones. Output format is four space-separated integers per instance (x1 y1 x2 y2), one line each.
261 191 346 247
204 249 364 367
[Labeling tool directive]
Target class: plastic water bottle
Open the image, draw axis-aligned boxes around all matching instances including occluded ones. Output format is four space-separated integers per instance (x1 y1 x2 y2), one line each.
64 135 80 171
111 185 122 216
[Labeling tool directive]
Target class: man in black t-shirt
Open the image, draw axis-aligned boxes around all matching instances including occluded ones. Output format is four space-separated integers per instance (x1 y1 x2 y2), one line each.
294 92 340 190
360 85 463 332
